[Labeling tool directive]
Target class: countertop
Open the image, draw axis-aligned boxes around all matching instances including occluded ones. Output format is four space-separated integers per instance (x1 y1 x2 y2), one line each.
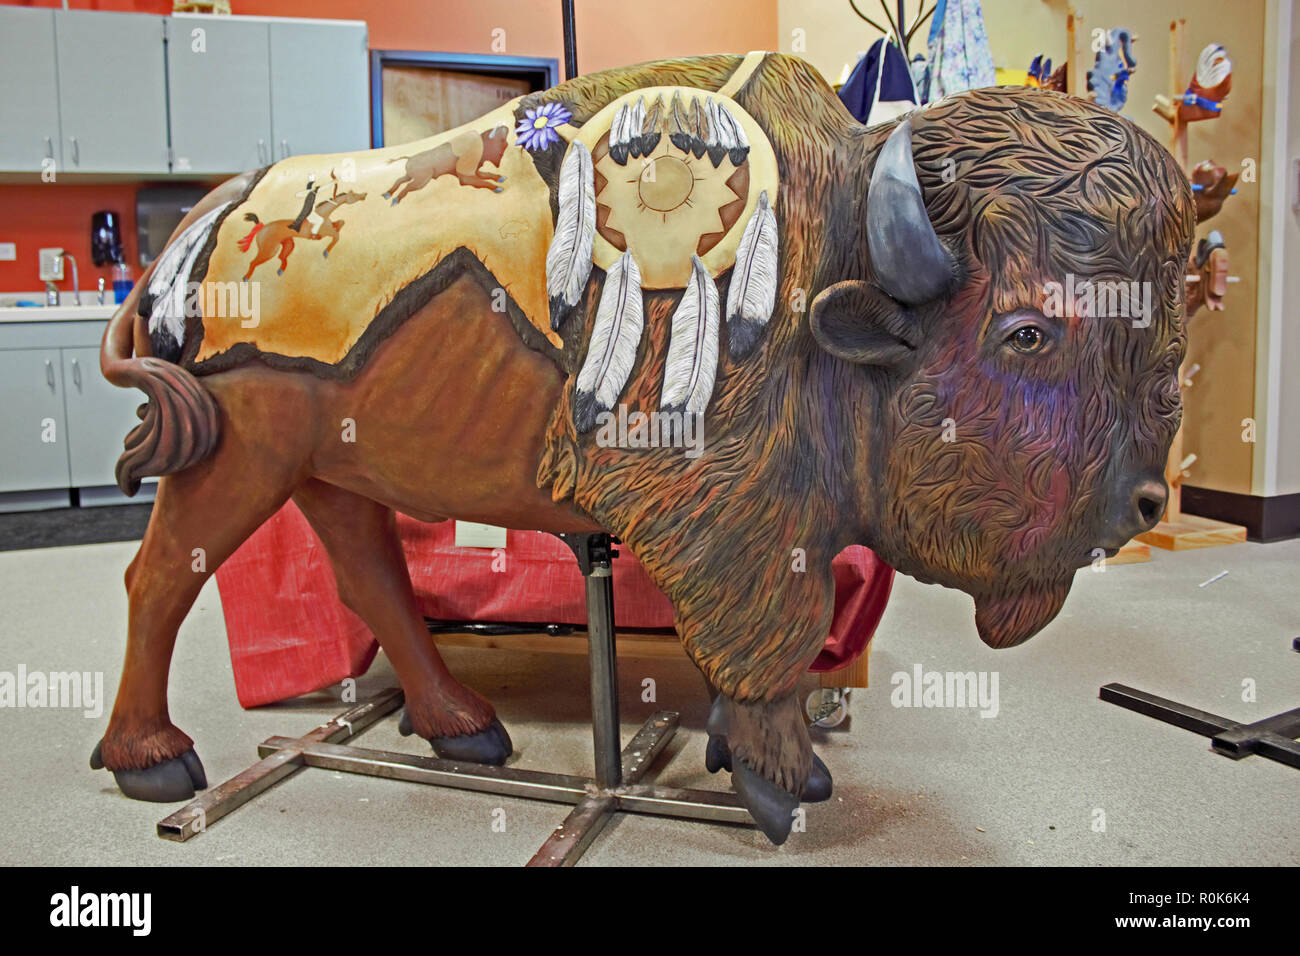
0 304 117 323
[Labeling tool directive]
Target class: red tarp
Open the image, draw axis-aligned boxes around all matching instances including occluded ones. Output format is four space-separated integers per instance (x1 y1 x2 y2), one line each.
214 502 894 708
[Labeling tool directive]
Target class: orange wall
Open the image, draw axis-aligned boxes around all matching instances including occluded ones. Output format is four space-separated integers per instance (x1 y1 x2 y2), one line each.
0 0 778 292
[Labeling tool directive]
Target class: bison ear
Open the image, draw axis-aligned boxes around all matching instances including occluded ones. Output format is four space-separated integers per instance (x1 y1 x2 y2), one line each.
810 280 919 367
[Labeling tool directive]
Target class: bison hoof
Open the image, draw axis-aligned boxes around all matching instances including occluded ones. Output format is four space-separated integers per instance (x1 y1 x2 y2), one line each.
803 754 832 803
731 758 800 846
91 741 207 803
705 733 732 774
705 730 829 802
398 710 513 765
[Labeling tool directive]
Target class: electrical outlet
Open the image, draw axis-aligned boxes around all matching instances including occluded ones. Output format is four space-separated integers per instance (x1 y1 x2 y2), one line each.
38 248 64 282
0 243 15 262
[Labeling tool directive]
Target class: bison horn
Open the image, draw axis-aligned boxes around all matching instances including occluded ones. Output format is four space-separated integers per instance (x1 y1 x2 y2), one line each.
866 117 954 306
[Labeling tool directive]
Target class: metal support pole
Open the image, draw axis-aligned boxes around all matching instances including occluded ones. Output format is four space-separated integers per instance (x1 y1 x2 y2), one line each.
585 553 621 789
561 0 578 80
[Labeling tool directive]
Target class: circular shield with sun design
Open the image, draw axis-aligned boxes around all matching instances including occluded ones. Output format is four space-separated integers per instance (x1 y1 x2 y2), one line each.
573 86 779 290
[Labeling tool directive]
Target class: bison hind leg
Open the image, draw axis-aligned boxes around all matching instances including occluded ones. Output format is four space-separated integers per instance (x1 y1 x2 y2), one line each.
398 709 512 765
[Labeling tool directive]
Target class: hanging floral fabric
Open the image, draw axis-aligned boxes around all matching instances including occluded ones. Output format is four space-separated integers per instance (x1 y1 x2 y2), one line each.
919 0 996 101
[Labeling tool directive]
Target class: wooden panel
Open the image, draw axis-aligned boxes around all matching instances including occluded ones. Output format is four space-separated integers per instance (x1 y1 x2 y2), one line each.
1137 513 1248 550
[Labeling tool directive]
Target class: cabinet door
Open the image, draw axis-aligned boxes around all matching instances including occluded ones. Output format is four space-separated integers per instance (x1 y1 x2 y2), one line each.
167 17 272 174
0 350 71 493
269 20 369 160
54 11 169 174
61 347 146 488
0 8 62 172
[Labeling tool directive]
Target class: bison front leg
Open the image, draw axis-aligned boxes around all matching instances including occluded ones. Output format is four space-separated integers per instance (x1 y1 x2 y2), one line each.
669 555 839 845
699 674 832 804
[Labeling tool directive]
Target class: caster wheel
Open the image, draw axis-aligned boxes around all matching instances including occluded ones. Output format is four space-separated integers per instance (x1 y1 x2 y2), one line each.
805 687 850 729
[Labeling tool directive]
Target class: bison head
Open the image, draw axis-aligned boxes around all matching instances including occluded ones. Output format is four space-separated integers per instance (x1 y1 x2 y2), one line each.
811 89 1195 649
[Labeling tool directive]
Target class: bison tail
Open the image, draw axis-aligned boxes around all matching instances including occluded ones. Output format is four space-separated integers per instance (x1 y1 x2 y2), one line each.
100 300 220 497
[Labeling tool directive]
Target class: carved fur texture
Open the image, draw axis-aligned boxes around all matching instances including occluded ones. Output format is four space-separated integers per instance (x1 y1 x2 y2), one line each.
538 57 1195 700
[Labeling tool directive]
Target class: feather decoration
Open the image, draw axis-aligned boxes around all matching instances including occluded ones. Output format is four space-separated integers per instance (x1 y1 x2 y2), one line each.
546 140 596 330
660 254 720 421
716 102 750 166
725 190 779 359
609 101 632 165
145 201 230 349
639 95 663 157
689 97 708 158
704 98 727 167
626 97 647 159
668 92 693 154
573 251 644 433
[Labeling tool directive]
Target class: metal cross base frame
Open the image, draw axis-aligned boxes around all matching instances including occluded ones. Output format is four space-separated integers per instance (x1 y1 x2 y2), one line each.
1100 681 1300 770
157 532 754 865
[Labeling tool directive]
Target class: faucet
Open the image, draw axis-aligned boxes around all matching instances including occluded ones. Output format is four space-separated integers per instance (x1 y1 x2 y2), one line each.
59 252 82 306
44 281 59 306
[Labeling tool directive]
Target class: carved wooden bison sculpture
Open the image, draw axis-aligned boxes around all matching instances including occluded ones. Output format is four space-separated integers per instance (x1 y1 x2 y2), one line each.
93 52 1194 845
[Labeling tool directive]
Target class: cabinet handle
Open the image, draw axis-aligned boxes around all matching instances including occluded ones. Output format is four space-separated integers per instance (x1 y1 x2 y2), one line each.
280 139 290 159
43 136 53 160
45 359 55 389
71 358 81 389
69 136 79 166
257 139 266 164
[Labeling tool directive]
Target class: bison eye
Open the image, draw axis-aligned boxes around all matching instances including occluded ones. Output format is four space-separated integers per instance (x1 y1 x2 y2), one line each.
1008 325 1047 354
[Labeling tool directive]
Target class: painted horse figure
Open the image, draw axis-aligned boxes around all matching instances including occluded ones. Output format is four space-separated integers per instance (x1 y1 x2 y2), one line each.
95 53 1194 845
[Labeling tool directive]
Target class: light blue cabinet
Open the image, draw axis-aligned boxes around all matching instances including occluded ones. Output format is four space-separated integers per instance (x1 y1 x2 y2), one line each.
0 11 369 176
0 322 154 509
62 347 147 488
54 10 170 174
0 349 71 493
269 20 369 160
167 17 273 174
0 8 62 172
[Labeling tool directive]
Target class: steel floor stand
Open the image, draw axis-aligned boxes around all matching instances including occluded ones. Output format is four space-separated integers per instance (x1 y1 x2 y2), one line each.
157 532 753 864
1100 683 1300 769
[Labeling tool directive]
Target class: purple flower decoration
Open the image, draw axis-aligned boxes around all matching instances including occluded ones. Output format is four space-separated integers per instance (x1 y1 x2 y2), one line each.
516 101 572 151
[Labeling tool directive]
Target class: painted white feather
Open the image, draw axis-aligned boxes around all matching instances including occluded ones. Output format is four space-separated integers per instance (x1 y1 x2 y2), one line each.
628 96 646 156
545 140 596 329
574 251 644 432
660 255 720 418
728 104 750 149
725 190 779 359
146 202 230 347
609 102 631 164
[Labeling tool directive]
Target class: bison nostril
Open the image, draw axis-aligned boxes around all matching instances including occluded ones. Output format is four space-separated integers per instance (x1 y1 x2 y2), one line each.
1133 480 1167 530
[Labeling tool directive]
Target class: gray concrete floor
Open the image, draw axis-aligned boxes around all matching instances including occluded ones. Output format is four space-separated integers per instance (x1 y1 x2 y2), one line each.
0 537 1296 866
